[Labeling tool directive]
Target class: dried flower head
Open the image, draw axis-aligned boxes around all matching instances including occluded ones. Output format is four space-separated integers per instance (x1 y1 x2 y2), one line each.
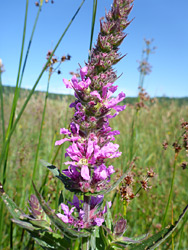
172 142 182 154
180 162 187 170
162 140 168 150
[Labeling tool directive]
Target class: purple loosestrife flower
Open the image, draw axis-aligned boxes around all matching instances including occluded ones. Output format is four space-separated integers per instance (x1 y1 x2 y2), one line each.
54 0 134 232
55 0 134 194
57 195 111 228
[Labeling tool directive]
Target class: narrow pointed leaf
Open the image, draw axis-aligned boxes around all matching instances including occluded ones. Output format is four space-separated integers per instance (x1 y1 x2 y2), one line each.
0 183 24 219
11 219 40 231
40 160 80 193
33 182 90 239
130 204 188 250
106 202 113 231
29 219 51 230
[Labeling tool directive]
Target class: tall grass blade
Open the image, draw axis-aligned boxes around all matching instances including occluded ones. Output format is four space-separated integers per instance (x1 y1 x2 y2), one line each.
89 0 97 59
0 0 28 185
162 157 177 227
18 3 43 89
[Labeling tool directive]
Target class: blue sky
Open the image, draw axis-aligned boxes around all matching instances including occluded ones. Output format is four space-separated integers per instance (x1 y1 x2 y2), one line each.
0 0 188 97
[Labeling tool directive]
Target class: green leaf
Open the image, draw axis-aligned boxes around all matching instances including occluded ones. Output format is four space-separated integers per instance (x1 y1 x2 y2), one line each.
130 204 188 250
0 183 24 219
40 160 80 193
12 218 71 249
11 219 40 231
106 202 113 232
31 231 71 250
29 219 51 230
96 227 108 250
33 182 90 239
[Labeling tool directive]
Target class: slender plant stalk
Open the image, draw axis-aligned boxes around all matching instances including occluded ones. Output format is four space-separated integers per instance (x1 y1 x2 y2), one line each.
162 154 177 227
5 0 29 140
0 203 4 246
0 0 29 186
171 201 174 250
178 212 188 250
29 73 51 195
18 3 43 89
89 0 97 59
0 71 5 143
10 221 13 250
0 0 86 170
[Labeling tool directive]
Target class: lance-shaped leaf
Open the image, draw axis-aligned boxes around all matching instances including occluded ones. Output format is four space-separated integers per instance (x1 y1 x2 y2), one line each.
0 182 24 219
12 219 41 231
33 181 90 239
31 231 70 250
12 219 70 250
40 160 80 193
110 234 148 248
130 204 188 250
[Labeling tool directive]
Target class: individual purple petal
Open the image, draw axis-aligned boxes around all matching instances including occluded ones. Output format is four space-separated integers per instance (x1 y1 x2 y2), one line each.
106 92 126 108
63 78 72 89
81 165 90 180
80 66 88 80
90 91 102 101
61 203 69 215
93 164 108 181
70 122 79 135
62 165 80 180
108 165 115 174
69 101 77 108
90 195 104 208
57 213 69 223
60 128 71 136
69 195 80 210
79 209 85 219
55 138 70 146
93 217 104 226
86 139 94 159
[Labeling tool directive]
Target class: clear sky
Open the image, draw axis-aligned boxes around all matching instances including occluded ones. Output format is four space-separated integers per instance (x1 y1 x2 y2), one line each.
0 0 188 97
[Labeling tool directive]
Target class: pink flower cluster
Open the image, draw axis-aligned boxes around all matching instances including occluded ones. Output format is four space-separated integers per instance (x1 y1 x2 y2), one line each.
57 195 111 228
55 66 126 193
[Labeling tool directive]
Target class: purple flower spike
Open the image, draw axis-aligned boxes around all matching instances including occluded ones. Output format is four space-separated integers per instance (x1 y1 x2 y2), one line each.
55 0 134 231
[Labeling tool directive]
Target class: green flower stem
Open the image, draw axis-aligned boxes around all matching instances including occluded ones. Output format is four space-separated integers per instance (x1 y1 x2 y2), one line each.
162 154 177 228
0 0 86 170
0 70 5 143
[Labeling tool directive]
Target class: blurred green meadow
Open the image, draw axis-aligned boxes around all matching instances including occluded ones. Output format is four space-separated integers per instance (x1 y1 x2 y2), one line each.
0 86 188 249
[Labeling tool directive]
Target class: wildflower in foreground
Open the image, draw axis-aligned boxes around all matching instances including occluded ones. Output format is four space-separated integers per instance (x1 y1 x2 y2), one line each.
57 195 111 228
